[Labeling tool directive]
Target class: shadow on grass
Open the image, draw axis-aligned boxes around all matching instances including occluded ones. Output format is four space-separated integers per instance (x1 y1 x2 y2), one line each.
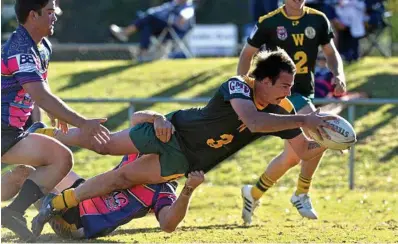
58 62 137 92
110 223 257 236
380 145 398 162
34 233 120 243
357 105 398 142
103 62 236 132
338 72 398 121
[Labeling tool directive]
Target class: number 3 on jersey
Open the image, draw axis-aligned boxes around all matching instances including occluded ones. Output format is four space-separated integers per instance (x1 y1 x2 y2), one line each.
207 134 234 149
294 51 308 74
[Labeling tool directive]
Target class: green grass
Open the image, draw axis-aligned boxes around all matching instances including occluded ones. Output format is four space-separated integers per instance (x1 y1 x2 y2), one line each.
2 57 398 243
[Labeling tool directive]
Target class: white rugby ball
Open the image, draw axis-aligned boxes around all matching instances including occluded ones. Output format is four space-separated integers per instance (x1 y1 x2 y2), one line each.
308 114 357 150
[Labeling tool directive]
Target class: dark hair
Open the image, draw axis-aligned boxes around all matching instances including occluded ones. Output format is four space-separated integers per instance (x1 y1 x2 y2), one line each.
15 0 49 24
249 49 296 85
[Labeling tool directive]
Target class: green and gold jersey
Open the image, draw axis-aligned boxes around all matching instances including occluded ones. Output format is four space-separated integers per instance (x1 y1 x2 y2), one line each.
170 76 302 173
248 6 334 96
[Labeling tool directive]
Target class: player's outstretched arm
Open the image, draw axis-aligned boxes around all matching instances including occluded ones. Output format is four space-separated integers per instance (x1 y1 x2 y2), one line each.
157 171 205 233
22 82 110 144
230 99 336 135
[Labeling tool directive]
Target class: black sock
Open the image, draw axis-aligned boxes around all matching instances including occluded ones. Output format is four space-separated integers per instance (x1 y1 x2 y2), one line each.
8 179 44 214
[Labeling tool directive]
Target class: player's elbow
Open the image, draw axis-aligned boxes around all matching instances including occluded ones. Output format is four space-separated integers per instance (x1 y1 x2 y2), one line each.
160 222 177 233
246 122 258 133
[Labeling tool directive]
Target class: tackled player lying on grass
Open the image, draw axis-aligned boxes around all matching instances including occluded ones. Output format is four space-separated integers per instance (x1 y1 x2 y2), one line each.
2 123 204 240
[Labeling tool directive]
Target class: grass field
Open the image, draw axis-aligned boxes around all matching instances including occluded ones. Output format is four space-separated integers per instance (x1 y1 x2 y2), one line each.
2 57 398 243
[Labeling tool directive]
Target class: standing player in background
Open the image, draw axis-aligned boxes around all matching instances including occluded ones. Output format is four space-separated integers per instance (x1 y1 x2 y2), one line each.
1 0 110 241
237 0 346 223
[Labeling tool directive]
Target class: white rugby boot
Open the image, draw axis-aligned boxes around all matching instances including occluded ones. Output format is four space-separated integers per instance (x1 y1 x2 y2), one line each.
109 24 128 42
290 193 318 219
241 185 260 225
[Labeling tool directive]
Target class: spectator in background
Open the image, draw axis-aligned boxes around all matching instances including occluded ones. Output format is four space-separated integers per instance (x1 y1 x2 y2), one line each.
315 52 368 114
305 0 343 47
250 0 279 22
335 0 366 62
243 0 279 43
109 0 195 61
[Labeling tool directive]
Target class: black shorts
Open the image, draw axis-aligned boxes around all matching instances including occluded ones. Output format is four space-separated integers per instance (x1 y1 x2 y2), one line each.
1 123 29 156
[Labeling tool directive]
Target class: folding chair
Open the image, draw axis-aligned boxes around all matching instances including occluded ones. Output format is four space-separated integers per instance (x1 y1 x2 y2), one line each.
361 3 393 57
149 24 195 59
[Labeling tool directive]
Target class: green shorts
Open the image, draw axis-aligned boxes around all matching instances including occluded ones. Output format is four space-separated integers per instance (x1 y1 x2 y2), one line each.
288 93 314 112
129 122 189 179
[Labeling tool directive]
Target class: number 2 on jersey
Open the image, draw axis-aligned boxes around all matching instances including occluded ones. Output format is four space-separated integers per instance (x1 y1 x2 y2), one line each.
294 51 308 74
207 134 234 149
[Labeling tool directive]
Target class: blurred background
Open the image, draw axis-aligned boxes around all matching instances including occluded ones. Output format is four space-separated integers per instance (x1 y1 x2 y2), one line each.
2 0 397 60
1 0 398 242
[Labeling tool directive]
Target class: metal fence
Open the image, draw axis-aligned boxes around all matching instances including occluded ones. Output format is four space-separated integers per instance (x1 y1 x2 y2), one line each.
63 97 398 189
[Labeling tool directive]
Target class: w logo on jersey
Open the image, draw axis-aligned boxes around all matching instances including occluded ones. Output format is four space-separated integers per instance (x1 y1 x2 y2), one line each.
292 34 305 46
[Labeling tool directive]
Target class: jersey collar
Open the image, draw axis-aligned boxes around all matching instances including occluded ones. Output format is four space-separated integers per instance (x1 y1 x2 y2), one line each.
281 5 308 20
16 25 36 47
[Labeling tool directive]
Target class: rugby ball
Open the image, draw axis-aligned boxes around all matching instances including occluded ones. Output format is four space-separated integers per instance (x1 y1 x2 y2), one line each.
308 114 357 150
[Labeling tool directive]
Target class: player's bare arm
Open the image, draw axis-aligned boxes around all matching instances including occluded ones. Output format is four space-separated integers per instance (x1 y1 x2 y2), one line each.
131 110 175 143
322 40 346 96
237 43 259 75
230 98 335 135
22 81 110 144
288 134 327 161
158 171 205 233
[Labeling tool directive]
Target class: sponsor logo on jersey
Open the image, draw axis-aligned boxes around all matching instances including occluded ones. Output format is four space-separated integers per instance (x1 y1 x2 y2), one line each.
305 26 316 39
103 191 129 211
228 80 251 97
17 54 37 73
277 26 288 40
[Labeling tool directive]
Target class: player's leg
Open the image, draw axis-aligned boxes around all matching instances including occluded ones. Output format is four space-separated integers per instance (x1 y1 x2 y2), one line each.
29 121 140 155
34 171 85 240
32 154 164 237
289 101 323 219
241 94 317 224
1 133 73 241
242 140 300 224
1 165 35 201
32 122 189 236
74 154 165 201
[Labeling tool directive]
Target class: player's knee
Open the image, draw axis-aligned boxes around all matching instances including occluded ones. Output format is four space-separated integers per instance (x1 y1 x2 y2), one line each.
280 151 300 167
13 165 36 185
53 146 74 175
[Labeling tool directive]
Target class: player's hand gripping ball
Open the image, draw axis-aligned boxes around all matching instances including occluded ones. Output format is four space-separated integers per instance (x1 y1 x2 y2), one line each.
308 114 357 150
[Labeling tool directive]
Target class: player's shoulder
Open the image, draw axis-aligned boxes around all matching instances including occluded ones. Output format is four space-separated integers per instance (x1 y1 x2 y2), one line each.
277 98 295 113
3 32 34 58
258 7 284 24
305 6 328 20
222 76 253 97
